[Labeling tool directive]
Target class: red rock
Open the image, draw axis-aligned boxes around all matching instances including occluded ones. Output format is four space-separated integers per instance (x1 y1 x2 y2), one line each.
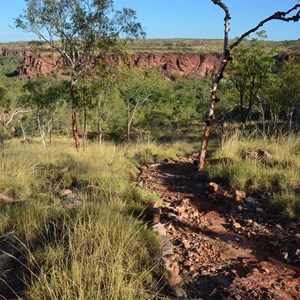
208 182 219 193
183 240 191 249
235 190 246 201
168 262 182 287
18 51 224 79
183 261 192 267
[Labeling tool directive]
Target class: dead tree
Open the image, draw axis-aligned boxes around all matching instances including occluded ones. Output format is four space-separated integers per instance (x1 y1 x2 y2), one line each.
198 0 300 170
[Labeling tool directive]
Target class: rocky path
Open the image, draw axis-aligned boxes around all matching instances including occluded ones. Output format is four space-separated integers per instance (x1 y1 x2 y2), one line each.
139 156 300 300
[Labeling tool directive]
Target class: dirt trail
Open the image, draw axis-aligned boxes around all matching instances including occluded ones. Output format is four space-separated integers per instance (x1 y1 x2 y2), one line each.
139 156 300 299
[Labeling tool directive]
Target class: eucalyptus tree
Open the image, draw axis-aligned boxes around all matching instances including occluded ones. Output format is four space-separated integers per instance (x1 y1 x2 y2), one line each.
16 0 144 149
21 78 69 147
228 32 274 125
276 56 300 132
198 0 300 170
118 68 167 142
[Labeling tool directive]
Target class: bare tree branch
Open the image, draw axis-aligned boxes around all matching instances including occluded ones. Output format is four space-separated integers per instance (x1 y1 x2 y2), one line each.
229 4 300 50
198 1 300 170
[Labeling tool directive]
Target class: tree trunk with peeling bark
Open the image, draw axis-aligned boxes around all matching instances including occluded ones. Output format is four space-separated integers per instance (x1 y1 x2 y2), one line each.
70 79 80 150
198 0 231 170
97 94 103 146
198 0 300 170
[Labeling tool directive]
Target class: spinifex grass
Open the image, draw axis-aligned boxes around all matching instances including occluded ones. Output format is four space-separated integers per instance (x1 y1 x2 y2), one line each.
207 131 300 220
0 137 191 298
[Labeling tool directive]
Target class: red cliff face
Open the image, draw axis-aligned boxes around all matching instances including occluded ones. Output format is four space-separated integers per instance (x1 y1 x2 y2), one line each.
127 53 222 77
17 52 223 78
19 55 64 77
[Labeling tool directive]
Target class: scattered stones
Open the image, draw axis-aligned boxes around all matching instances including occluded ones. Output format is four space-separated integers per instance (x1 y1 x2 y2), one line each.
138 154 300 300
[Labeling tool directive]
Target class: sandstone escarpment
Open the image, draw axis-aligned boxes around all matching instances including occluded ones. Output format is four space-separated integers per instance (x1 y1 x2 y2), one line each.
18 51 223 78
19 55 64 77
127 53 222 77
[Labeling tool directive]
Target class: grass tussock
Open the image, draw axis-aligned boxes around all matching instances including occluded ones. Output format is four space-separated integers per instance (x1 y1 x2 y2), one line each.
26 201 162 300
207 131 300 220
0 137 191 298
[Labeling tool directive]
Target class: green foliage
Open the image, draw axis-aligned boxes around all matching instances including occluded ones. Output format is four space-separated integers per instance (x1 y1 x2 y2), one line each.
228 33 275 123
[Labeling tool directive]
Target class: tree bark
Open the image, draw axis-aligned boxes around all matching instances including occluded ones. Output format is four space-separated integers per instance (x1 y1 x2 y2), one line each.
127 117 132 142
19 120 26 141
70 79 80 150
83 106 87 150
198 0 231 170
240 93 245 123
256 93 266 138
37 115 46 149
97 94 103 146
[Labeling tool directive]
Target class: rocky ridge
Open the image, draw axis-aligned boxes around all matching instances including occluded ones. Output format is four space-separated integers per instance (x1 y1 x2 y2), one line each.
1 47 223 78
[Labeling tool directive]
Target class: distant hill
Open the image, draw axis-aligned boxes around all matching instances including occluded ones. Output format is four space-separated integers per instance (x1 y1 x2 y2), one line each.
1 38 300 55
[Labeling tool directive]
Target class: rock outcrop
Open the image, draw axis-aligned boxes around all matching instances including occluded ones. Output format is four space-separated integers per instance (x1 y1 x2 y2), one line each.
127 52 222 78
17 51 223 78
19 55 64 77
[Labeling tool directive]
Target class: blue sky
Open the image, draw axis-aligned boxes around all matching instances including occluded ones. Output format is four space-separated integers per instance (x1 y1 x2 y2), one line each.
0 0 299 43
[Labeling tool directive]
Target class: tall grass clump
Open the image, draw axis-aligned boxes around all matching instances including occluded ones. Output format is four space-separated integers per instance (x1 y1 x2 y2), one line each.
0 137 192 298
207 131 300 220
26 201 162 300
